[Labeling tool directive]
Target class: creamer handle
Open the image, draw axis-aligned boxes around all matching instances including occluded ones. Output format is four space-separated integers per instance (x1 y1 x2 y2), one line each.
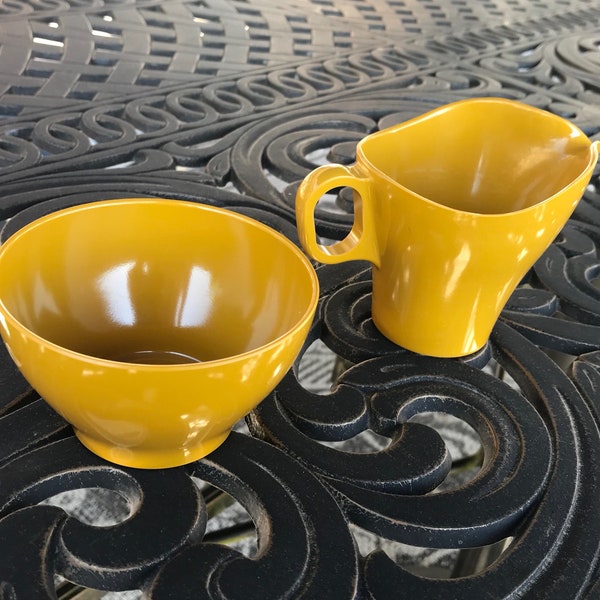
295 164 380 266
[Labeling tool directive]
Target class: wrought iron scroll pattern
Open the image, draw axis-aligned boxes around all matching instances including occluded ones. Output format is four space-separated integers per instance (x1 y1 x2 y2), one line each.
0 0 598 118
0 432 358 598
0 5 599 183
249 307 600 598
0 1 599 598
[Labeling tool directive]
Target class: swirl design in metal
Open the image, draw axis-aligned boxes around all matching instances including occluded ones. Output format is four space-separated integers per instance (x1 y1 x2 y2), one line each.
0 1 599 597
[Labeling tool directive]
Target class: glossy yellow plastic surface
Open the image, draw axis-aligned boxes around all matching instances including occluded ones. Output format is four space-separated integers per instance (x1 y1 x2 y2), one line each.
0 199 319 468
296 97 599 357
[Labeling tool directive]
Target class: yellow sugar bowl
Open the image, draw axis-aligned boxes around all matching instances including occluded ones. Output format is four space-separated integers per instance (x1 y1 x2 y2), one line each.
0 199 319 468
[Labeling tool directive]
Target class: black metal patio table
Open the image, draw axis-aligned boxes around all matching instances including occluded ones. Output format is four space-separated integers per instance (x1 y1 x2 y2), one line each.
0 1 600 598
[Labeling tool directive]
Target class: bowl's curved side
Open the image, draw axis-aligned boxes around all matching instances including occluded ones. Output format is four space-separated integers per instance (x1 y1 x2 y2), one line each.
0 304 315 468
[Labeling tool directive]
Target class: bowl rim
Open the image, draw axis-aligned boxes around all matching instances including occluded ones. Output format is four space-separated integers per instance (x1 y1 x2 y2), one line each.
0 197 320 371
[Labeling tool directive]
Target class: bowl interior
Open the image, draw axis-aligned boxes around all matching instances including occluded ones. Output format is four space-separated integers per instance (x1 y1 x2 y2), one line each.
0 200 317 363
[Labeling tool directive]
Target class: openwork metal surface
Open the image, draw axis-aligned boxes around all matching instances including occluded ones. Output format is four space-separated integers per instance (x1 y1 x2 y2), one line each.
0 1 599 598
